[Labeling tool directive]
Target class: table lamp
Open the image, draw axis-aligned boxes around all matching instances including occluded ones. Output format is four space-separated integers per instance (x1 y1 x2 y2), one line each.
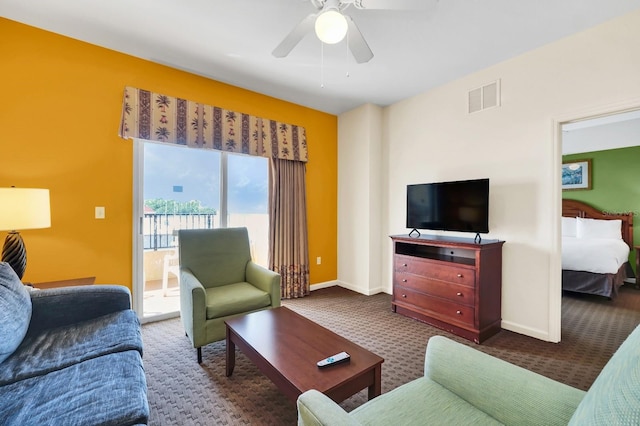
0 187 51 280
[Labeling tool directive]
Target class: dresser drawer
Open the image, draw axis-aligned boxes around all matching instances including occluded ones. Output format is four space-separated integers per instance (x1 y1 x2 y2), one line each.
394 272 474 305
394 286 475 326
395 256 475 287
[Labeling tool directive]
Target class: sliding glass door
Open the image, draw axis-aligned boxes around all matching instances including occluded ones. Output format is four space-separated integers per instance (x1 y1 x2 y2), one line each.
227 154 269 267
133 140 268 322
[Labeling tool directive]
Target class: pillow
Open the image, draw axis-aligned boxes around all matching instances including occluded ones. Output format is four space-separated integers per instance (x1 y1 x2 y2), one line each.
576 217 622 240
0 262 32 364
562 217 577 237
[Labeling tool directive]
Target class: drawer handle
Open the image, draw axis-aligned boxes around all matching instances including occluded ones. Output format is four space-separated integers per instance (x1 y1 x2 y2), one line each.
456 310 462 315
403 263 407 267
456 292 463 297
457 273 463 278
402 294 407 298
402 279 407 282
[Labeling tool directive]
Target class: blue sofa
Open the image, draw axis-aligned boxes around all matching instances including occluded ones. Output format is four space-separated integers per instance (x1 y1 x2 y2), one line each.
298 325 640 425
0 262 149 425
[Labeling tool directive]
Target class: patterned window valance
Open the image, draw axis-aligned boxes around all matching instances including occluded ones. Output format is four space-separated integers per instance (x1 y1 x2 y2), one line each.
119 86 308 162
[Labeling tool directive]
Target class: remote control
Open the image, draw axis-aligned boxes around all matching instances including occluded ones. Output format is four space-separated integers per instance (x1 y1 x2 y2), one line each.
317 351 350 368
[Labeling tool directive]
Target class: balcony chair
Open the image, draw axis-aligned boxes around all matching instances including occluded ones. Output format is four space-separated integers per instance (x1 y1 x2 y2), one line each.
178 227 281 363
162 249 179 297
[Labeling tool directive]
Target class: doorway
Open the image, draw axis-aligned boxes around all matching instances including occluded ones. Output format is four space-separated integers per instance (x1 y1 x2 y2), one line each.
556 105 640 339
133 140 269 322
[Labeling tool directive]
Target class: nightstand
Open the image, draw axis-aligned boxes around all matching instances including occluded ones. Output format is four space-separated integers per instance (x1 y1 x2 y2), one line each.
33 276 96 289
624 247 639 289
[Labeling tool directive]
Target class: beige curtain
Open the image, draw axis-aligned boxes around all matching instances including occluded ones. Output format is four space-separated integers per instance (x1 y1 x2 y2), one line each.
269 159 310 299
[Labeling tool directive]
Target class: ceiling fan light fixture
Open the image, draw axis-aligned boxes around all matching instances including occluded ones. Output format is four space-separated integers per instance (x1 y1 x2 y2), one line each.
314 9 348 44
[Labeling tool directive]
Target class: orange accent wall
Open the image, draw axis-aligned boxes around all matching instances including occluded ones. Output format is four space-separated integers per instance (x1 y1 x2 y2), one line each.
0 18 337 290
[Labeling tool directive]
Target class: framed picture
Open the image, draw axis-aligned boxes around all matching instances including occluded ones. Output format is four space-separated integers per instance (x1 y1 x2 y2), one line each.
562 159 592 190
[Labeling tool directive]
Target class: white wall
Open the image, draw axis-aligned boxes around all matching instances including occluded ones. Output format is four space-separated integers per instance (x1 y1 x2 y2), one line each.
338 9 640 341
338 104 384 294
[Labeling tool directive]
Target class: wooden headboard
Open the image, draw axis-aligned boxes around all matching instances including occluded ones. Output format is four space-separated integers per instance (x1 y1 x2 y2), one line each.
562 199 634 247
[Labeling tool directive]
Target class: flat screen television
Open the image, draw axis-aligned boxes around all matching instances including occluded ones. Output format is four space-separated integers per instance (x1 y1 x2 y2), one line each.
406 178 489 236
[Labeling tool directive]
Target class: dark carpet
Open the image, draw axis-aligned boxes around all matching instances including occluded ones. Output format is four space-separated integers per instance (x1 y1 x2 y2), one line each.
141 285 640 425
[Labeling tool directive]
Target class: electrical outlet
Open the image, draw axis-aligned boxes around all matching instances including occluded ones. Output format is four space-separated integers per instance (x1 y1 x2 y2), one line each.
316 256 321 265
95 206 105 219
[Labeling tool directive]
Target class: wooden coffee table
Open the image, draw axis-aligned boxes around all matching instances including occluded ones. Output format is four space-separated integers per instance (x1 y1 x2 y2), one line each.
225 306 384 403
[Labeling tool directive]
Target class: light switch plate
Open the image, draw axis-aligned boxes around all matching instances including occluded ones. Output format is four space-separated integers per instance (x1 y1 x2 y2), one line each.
95 206 105 219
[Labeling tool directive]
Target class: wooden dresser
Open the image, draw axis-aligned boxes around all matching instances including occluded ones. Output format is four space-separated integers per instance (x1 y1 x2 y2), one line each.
390 235 504 343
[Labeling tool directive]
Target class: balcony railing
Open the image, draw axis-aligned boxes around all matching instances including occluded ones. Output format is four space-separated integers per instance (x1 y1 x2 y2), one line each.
143 213 216 250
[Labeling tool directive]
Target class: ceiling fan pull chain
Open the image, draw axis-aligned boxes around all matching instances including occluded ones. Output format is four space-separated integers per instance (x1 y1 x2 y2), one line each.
345 30 350 77
320 42 325 88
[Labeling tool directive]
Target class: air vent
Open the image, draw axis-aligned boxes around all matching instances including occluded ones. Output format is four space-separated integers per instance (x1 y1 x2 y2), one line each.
468 79 501 114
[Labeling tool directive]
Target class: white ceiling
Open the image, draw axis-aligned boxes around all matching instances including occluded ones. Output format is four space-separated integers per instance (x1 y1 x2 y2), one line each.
562 111 640 155
2 0 640 115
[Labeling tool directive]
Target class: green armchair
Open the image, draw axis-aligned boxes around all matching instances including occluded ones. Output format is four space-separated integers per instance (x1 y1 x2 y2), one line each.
178 227 281 363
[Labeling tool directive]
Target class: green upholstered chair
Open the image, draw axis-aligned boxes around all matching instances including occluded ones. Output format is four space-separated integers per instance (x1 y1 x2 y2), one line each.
178 227 281 363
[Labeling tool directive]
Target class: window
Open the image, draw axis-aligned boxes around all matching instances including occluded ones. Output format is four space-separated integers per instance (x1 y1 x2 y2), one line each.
137 141 268 320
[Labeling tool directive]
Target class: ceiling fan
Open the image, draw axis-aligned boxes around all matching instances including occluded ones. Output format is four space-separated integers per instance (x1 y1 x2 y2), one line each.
272 0 432 64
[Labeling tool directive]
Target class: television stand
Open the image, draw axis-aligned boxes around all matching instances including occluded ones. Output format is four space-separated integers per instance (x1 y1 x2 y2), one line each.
409 228 421 238
474 233 482 243
390 234 504 343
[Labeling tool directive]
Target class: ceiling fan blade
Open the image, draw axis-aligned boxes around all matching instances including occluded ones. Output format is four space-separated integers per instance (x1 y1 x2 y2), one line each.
348 0 435 10
345 16 373 63
272 13 318 58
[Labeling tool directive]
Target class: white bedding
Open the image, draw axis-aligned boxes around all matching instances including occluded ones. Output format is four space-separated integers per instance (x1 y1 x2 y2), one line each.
562 237 630 274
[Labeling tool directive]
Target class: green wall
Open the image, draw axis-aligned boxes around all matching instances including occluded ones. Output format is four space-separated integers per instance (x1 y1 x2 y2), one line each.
563 146 640 274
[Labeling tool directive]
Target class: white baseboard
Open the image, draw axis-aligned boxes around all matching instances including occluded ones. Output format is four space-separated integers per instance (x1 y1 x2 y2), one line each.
310 283 552 342
310 280 340 291
336 281 370 295
310 280 387 296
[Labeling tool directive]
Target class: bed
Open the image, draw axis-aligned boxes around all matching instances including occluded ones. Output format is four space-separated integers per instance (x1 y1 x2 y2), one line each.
562 199 634 298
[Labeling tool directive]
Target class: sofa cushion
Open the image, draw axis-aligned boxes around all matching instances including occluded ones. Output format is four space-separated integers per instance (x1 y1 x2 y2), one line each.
205 282 271 319
0 309 142 386
568 324 640 425
350 377 503 425
0 349 149 426
425 335 585 425
27 284 133 334
0 262 32 364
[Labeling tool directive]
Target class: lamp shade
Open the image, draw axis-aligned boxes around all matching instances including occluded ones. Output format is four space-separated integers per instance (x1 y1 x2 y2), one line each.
315 9 348 44
0 188 51 231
